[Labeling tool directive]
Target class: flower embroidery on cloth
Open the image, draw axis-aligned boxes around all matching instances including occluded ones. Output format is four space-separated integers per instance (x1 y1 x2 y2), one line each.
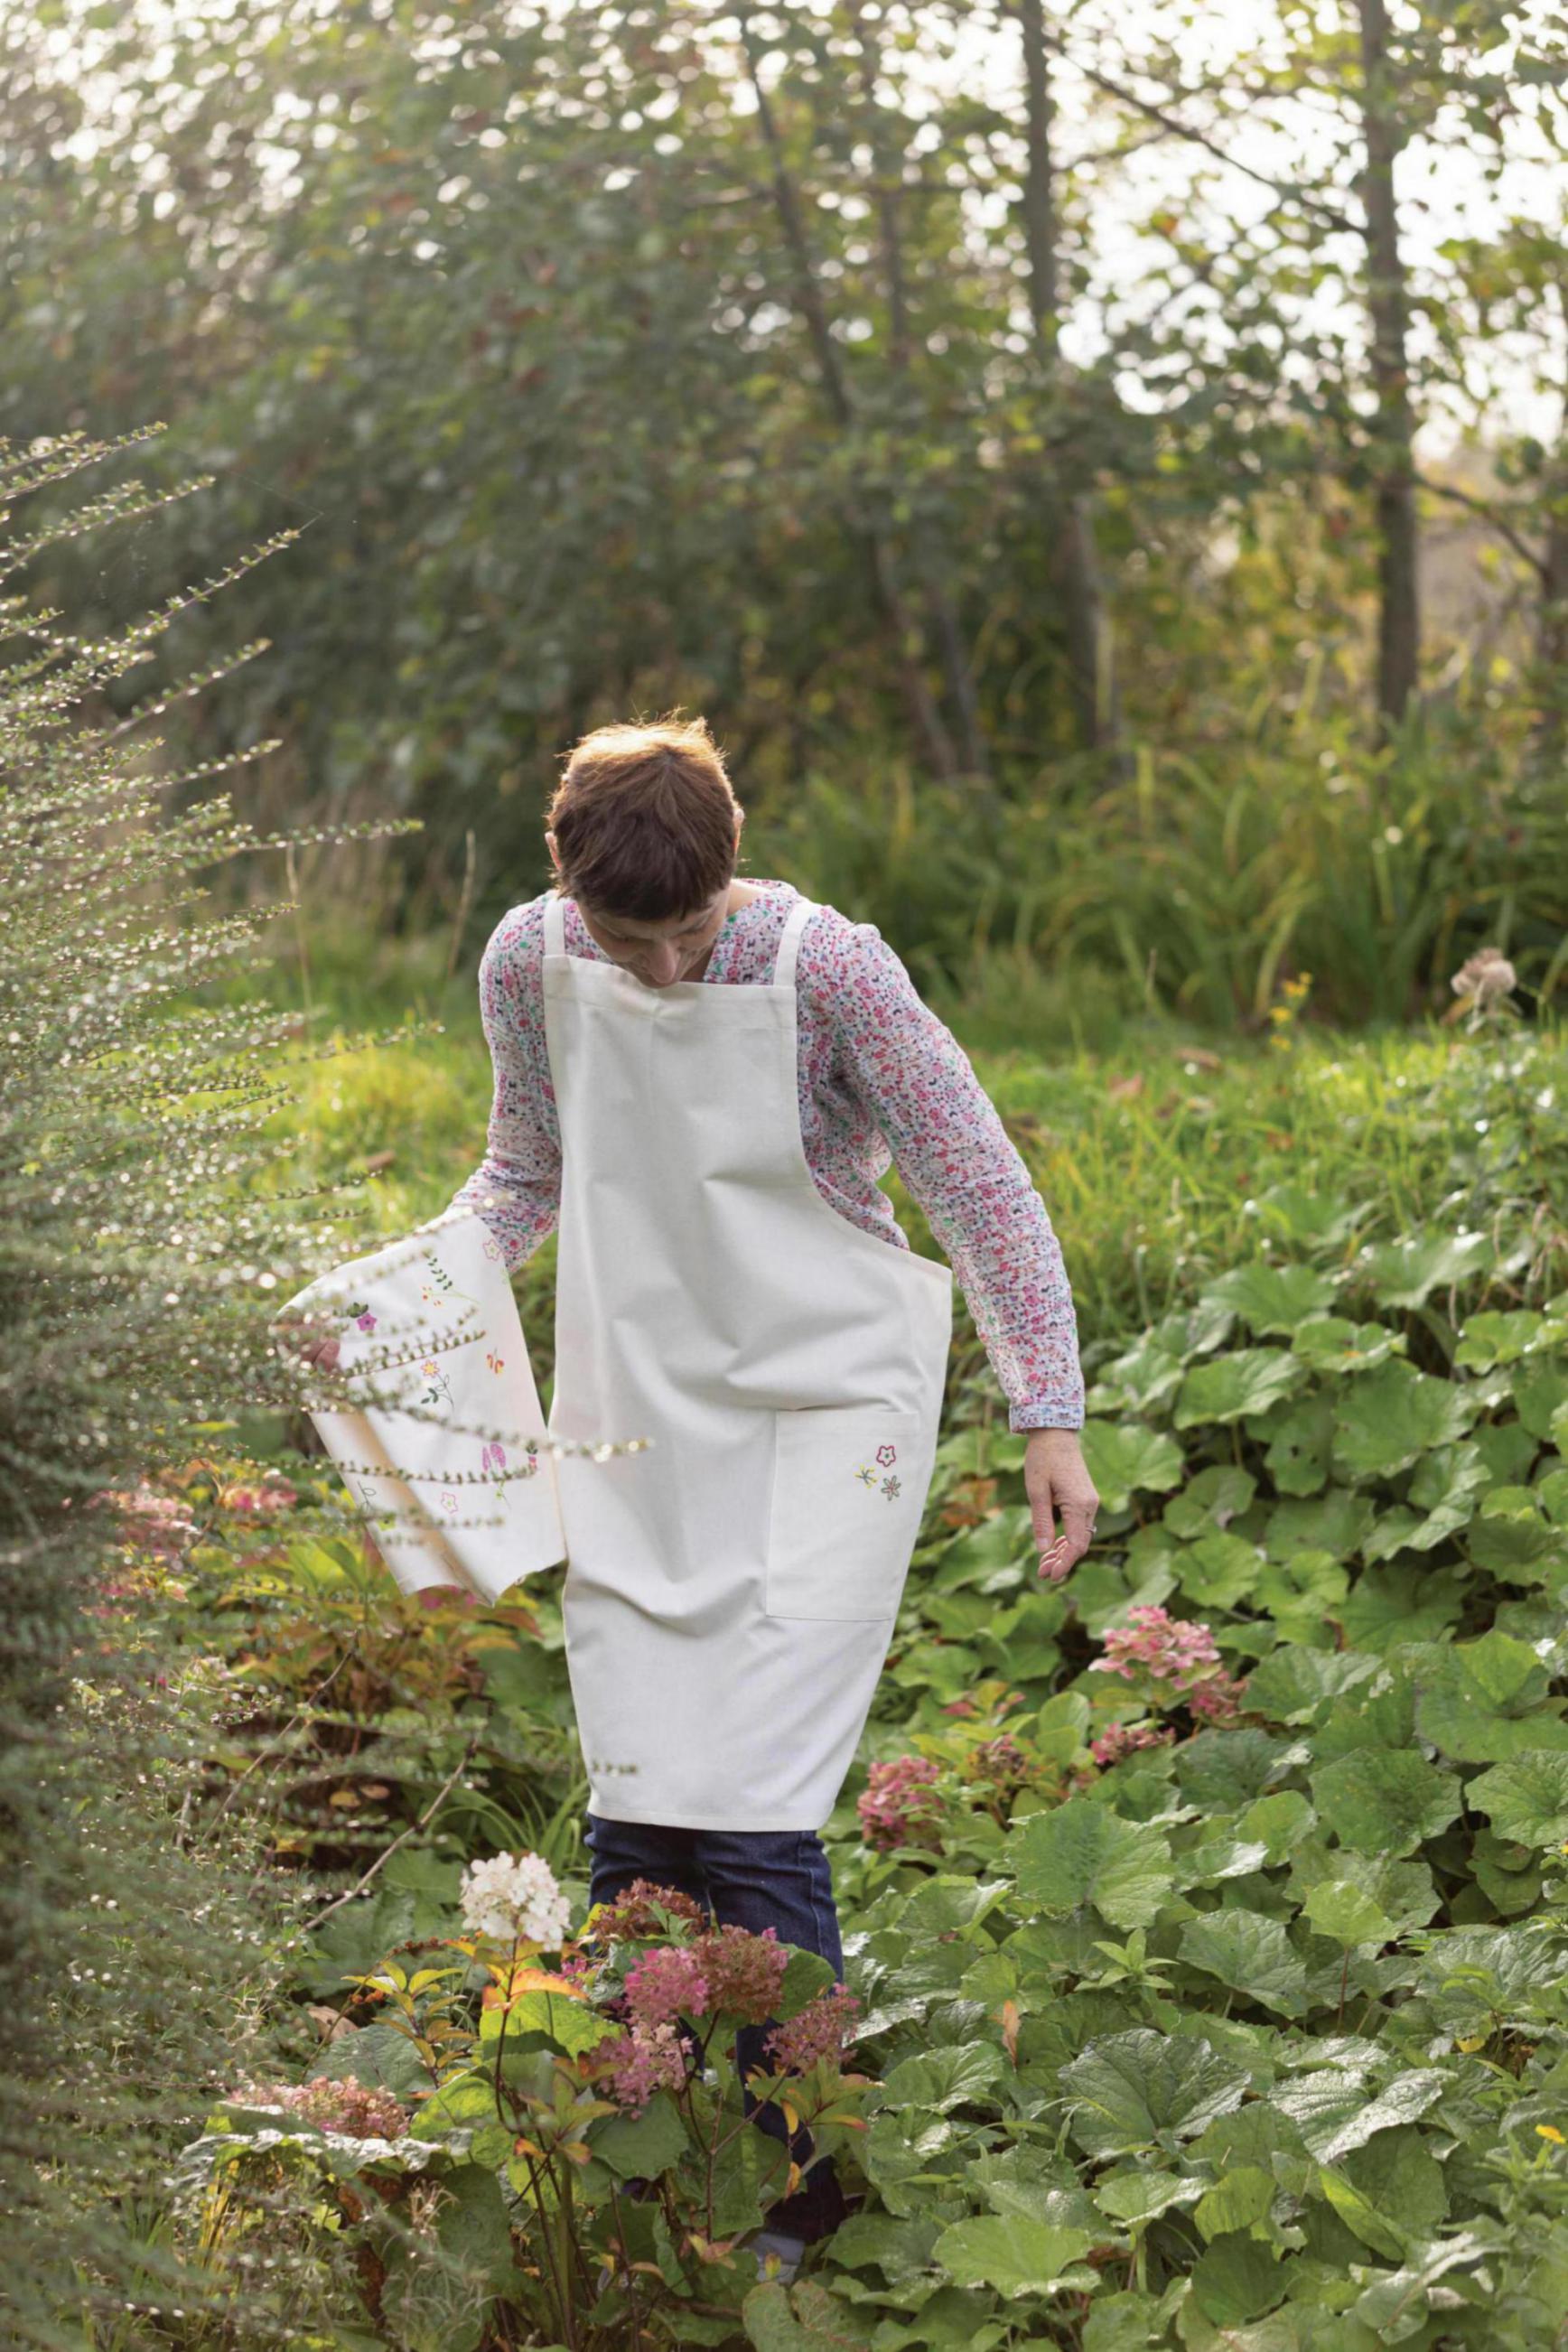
854 1463 877 1487
419 1250 480 1321
345 1299 377 1333
881 1474 901 1500
876 1443 898 1467
485 1349 505 1374
418 1358 455 1413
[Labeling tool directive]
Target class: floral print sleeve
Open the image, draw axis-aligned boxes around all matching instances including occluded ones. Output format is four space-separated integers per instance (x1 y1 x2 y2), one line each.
445 882 1085 1433
798 909 1085 1433
447 910 563 1263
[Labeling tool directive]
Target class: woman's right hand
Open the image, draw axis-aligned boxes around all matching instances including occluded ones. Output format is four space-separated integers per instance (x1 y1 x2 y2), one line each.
274 1312 341 1375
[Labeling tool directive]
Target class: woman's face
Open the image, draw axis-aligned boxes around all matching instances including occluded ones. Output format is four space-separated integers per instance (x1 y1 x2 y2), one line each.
573 885 733 987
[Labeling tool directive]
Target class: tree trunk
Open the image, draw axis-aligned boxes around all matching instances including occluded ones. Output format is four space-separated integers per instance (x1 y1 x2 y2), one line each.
851 1 991 780
737 9 960 783
1533 453 1568 768
1015 0 1121 759
1355 0 1420 736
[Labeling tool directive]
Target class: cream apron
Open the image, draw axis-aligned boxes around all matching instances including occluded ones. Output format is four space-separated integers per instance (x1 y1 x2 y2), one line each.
542 887 953 1830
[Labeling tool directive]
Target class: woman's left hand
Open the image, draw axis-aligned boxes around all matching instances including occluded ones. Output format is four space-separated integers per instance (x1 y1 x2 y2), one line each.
1024 1428 1099 1582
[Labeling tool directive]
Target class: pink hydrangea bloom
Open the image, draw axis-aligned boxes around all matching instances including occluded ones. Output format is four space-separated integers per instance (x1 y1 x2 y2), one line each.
763 1983 862 2075
690 1923 790 2026
602 2021 688 2113
1187 1670 1249 1724
856 1755 945 1853
1089 1605 1221 1694
1089 1720 1176 1769
622 1944 711 2029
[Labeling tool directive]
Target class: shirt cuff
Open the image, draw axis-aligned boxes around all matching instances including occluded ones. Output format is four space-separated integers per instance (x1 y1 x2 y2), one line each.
1009 1396 1086 1433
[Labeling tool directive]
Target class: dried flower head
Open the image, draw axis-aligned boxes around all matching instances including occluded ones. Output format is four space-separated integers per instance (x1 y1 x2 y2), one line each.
1451 945 1517 1012
1089 1720 1175 1769
586 1878 708 1941
762 1983 862 2075
856 1755 946 1853
689 1921 790 2024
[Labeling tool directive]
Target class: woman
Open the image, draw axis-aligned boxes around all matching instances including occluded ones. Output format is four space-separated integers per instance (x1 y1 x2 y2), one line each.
300 714 1097 2254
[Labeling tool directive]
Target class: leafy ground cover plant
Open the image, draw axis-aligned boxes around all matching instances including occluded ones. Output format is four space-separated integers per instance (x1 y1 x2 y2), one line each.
98 910 1568 2346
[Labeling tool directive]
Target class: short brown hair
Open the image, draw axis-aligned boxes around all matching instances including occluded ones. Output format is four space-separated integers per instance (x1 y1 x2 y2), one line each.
546 714 741 920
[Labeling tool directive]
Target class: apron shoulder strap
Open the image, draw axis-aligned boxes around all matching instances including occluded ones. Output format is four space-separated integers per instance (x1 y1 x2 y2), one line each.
771 893 817 990
543 890 567 957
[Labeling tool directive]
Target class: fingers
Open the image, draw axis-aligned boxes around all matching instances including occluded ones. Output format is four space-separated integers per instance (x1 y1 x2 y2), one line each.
1036 1498 1100 1584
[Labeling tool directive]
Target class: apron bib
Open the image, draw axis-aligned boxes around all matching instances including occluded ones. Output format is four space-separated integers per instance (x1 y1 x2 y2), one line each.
543 889 953 1830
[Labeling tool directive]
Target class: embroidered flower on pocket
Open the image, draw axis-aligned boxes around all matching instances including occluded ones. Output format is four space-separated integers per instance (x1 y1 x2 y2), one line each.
882 1474 902 1501
853 1464 877 1488
876 1443 898 1467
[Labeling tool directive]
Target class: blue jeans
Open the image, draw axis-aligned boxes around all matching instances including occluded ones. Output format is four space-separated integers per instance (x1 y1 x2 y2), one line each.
583 1812 850 2241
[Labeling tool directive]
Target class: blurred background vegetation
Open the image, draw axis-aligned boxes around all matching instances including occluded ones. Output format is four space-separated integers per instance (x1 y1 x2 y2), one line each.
2 0 1564 1035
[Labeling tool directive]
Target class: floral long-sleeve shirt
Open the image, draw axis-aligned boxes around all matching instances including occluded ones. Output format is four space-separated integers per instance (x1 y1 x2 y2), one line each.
446 878 1085 1430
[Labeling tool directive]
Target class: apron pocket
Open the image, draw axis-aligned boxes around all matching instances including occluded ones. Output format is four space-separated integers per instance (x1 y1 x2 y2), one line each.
766 1405 933 1621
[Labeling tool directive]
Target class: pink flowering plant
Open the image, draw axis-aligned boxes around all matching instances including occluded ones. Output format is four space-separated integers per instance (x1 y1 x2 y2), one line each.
1087 1603 1249 1726
188 1853 873 2343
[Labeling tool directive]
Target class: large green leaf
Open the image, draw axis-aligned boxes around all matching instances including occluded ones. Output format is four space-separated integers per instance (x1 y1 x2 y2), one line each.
931 2215 1095 2298
1348 2227 1509 2342
1078 1420 1186 1513
1244 1645 1380 1726
1357 1229 1493 1310
742 2278 874 2351
1205 1262 1336 1333
1264 1489 1377 1563
1255 1548 1349 1640
1059 2030 1248 2158
1174 1532 1263 1610
1453 1309 1563 1371
589 2088 689 2179
1363 1442 1489 1561
1292 1317 1403 1376
1174 1349 1306 1430
1466 1488 1564 1584
1192 2166 1274 2244
1413 1631 1568 1761
1190 2232 1287 2327
882 2042 1007 2114
1174 1730 1302 1812
1008 1799 1175 1929
1330 1360 1477 1482
1259 1396 1334 1497
1273 2067 1447 2160
1302 1881 1395 1949
1162 1465 1257 1541
1307 1750 1461 1857
1467 1751 1568 1845
1335 1563 1468 1650
1515 1358 1568 1442
1177 1912 1308 2015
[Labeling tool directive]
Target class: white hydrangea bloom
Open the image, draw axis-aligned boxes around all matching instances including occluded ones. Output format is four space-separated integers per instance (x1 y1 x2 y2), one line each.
459 1850 572 1946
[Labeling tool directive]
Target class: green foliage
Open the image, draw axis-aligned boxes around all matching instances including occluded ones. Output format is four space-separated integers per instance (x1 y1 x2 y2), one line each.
0 425 423 2341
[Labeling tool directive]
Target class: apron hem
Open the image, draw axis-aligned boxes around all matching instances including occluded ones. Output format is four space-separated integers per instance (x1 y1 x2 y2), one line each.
585 1804 836 1834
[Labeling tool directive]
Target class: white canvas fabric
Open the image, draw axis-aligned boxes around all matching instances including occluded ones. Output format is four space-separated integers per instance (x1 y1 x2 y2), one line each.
541 889 953 1830
272 1204 566 1603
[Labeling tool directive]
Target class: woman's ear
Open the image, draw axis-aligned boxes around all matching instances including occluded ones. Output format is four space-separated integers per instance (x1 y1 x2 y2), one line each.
545 829 562 875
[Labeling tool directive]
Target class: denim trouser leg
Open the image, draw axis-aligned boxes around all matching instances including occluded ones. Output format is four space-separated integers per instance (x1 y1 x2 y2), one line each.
582 1815 851 2243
